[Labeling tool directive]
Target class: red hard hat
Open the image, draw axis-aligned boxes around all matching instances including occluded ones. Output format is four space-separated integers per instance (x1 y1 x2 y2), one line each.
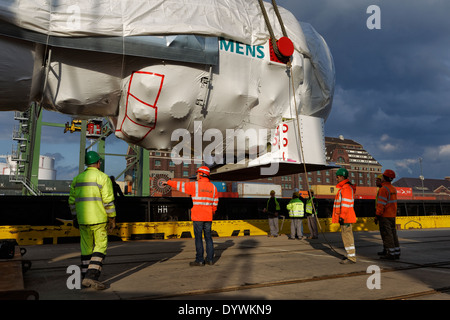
383 169 396 179
196 166 210 176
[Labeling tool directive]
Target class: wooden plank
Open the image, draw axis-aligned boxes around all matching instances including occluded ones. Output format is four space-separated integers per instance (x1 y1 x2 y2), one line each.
0 247 24 291
0 261 24 291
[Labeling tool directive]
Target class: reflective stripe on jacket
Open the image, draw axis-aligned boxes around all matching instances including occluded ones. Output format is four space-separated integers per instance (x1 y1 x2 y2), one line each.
376 182 397 218
287 198 305 218
167 177 219 221
68 167 116 225
305 197 316 214
332 179 356 224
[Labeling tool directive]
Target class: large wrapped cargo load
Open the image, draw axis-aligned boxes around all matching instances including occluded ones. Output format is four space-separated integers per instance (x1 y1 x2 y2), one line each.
0 1 335 177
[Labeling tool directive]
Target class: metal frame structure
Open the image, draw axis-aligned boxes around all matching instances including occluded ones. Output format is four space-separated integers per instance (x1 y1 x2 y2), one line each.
10 103 150 196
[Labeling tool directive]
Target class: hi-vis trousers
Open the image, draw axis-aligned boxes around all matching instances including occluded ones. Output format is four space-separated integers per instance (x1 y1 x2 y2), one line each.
79 223 108 280
341 224 356 262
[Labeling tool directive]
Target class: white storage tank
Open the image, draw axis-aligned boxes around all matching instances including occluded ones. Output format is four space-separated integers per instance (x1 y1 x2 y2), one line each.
0 155 57 180
0 155 15 175
38 155 56 180
0 160 8 175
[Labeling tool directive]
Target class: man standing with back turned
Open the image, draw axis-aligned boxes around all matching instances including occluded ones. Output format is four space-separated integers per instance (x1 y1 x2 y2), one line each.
306 191 319 239
264 190 280 237
376 169 400 260
69 151 116 290
332 168 357 264
164 166 219 266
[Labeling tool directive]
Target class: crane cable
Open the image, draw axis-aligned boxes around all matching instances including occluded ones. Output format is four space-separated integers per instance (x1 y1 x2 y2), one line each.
258 0 344 257
257 0 320 229
257 0 285 61
288 63 343 258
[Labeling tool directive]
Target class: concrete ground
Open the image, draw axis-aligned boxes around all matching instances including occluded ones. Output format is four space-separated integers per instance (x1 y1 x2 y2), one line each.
18 228 450 302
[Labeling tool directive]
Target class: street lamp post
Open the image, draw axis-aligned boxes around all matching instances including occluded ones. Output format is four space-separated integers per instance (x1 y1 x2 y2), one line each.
419 157 425 214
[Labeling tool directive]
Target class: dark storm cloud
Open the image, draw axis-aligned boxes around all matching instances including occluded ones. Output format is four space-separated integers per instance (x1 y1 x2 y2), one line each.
279 0 450 178
44 152 64 162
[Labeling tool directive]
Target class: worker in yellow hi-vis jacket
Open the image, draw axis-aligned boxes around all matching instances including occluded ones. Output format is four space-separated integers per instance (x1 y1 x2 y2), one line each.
69 151 116 290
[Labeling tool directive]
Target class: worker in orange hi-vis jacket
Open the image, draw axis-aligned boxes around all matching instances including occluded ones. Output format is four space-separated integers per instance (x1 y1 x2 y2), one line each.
332 168 357 264
376 169 400 260
163 166 219 266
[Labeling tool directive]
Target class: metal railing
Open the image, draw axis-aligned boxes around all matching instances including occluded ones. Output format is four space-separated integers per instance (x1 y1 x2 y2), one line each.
9 173 42 196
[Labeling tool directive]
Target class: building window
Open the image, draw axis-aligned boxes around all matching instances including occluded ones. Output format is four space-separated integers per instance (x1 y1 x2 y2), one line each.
155 160 161 167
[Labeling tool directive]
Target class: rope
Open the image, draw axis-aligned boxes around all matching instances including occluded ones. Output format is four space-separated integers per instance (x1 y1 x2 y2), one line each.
257 2 328 240
257 0 283 60
271 0 288 37
285 43 344 258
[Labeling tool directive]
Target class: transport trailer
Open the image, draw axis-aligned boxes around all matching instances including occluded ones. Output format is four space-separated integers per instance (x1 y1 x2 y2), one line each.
1 196 450 245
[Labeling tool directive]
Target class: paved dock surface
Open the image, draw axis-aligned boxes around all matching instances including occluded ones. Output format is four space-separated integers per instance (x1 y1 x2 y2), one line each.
19 228 450 301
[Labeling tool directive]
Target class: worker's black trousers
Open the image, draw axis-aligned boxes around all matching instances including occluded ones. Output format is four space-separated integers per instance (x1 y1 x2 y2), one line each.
379 217 400 257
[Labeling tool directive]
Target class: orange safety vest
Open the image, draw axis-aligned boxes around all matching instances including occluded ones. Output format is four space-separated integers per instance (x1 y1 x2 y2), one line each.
167 177 219 221
332 179 357 224
376 182 397 218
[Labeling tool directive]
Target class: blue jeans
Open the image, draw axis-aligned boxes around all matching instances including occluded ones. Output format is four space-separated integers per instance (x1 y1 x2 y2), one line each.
193 221 214 263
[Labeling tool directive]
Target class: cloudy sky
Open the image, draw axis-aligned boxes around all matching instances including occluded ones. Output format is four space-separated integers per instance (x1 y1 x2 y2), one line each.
278 0 450 179
0 0 449 181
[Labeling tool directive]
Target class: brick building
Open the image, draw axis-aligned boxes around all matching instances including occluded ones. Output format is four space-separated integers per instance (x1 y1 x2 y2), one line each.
325 135 383 187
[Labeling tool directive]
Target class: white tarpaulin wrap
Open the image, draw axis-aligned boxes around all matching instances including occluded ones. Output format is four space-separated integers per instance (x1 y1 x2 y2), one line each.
0 0 308 50
0 0 335 168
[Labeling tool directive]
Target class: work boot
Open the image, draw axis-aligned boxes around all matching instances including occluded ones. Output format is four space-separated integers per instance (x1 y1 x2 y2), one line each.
379 254 396 260
189 261 205 267
339 258 356 264
82 278 106 290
